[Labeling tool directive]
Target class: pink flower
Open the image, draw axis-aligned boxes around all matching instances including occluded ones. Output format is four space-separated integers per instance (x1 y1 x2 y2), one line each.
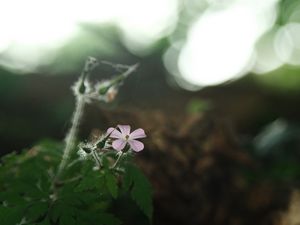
107 125 146 152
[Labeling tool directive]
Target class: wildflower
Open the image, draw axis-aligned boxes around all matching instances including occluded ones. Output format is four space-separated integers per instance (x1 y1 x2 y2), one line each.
107 125 146 152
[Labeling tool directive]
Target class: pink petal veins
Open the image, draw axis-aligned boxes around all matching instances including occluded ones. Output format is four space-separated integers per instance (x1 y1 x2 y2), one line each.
112 139 126 151
107 127 123 139
128 140 144 152
118 125 131 136
129 128 146 140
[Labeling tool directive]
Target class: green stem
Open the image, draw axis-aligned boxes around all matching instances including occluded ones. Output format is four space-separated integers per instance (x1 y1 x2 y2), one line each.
92 149 102 168
98 64 139 95
54 95 85 183
112 152 123 169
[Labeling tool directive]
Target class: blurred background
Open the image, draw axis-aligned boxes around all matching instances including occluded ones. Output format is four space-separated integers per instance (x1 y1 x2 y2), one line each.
2 0 300 151
1 0 300 224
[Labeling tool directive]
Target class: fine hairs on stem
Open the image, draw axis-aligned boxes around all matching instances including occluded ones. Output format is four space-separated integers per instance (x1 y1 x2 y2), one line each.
53 57 138 185
54 95 85 183
53 57 98 184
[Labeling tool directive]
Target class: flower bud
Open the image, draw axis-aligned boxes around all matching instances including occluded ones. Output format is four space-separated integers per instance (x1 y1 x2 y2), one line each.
77 149 88 160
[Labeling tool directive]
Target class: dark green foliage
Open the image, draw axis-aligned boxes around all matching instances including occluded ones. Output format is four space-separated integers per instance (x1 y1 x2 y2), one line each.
0 140 153 225
105 171 118 199
123 165 153 220
26 202 49 223
97 213 122 225
0 205 25 225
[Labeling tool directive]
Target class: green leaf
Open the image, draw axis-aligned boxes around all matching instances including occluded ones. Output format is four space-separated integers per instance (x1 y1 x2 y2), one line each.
126 165 153 219
49 203 62 222
36 139 63 158
75 176 99 192
49 202 78 224
77 211 121 225
0 152 18 165
0 191 25 206
34 218 51 225
26 202 48 222
60 214 77 225
97 212 122 225
123 170 133 192
105 172 118 198
0 206 24 225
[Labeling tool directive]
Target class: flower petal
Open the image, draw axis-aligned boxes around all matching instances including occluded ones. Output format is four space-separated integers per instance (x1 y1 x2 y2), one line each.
129 128 146 140
112 139 126 151
107 127 123 139
128 140 144 152
107 127 114 134
118 125 131 135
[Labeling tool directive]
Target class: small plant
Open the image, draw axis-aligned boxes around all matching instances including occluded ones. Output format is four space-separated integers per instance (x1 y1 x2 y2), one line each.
0 58 153 225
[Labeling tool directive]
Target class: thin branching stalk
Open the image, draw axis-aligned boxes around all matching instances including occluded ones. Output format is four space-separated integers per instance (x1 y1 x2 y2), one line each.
52 57 99 185
55 95 85 182
53 60 138 186
91 149 102 168
112 152 123 169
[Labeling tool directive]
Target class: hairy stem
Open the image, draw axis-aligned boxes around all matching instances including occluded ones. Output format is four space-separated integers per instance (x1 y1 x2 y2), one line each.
91 148 102 168
55 95 85 182
112 152 123 169
53 60 138 186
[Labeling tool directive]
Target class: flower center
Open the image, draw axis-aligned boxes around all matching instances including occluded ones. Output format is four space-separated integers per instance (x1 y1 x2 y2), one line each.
125 135 129 140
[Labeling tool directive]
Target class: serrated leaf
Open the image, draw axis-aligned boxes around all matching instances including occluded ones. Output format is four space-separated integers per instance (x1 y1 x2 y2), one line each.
127 165 153 219
105 172 118 198
26 186 48 200
75 176 99 192
50 202 78 224
26 202 48 223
